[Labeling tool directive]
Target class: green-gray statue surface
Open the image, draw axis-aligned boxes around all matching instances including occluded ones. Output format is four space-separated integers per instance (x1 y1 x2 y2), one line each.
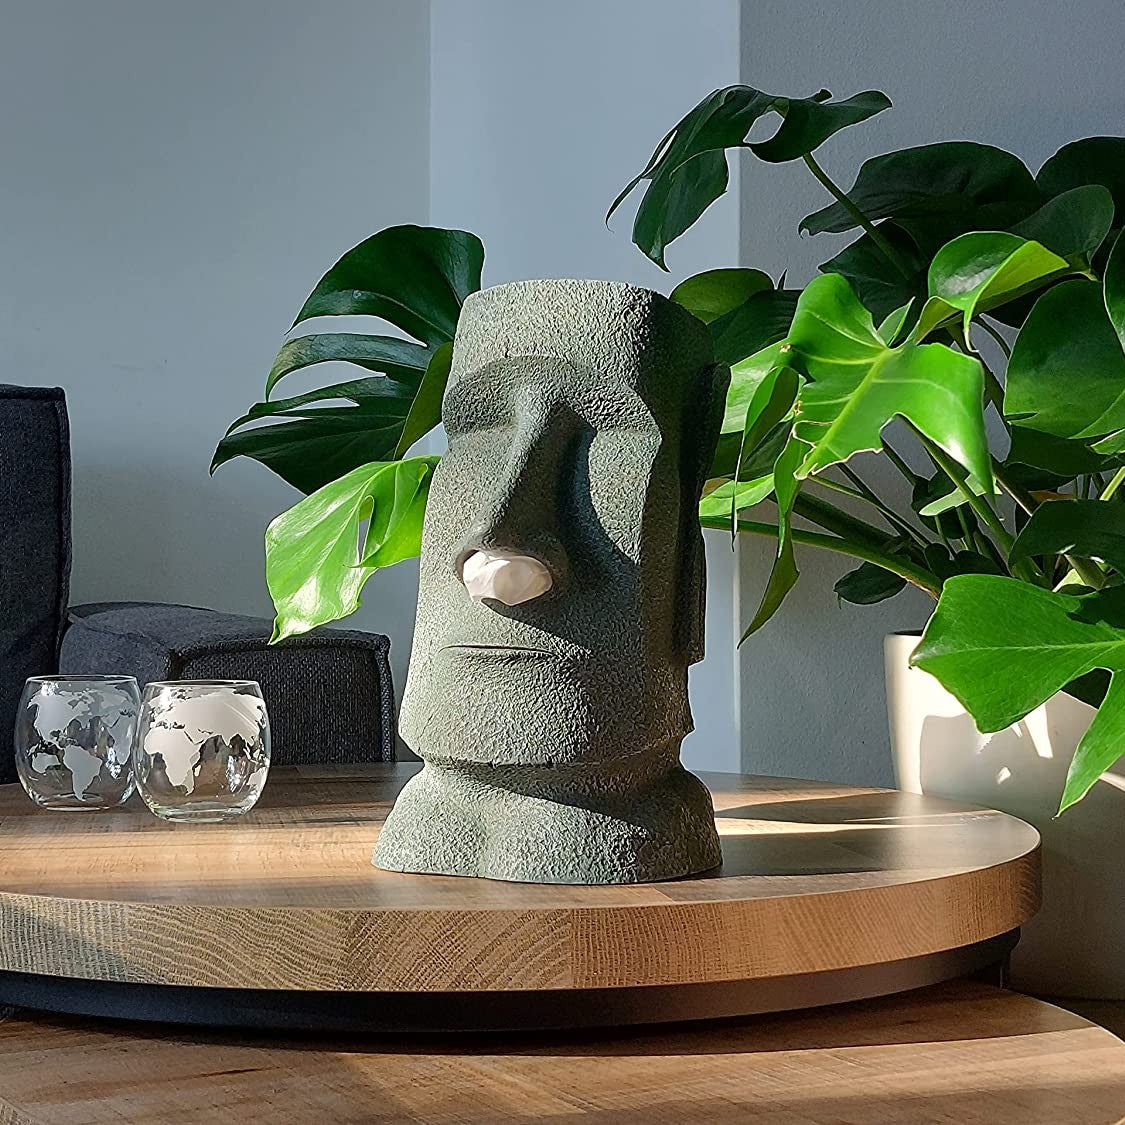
373 278 730 884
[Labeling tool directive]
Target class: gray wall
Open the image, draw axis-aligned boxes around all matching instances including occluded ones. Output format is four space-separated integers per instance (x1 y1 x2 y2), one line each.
733 0 1125 785
0 0 430 690
10 0 1111 785
429 0 745 770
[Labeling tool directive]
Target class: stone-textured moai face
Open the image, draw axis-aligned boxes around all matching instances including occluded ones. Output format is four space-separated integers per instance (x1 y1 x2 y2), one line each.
373 279 729 884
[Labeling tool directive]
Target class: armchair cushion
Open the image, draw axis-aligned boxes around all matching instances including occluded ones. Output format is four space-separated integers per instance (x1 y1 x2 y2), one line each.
60 602 396 765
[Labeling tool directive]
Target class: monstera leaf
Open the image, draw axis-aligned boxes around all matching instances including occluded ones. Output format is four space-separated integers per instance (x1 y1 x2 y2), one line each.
741 435 805 641
698 475 774 520
1103 228 1125 351
266 457 439 640
914 575 1125 812
1008 499 1125 575
729 364 800 531
719 273 992 630
1011 185 1115 264
800 142 1042 243
785 274 992 495
1038 138 1125 219
710 289 801 366
819 222 927 324
670 268 773 322
263 333 434 398
701 346 804 636
290 224 484 344
834 558 908 605
669 270 798 367
903 229 1075 348
1007 427 1112 477
703 350 799 521
730 356 799 444
1097 229 1125 453
720 344 787 435
608 84 890 267
915 232 1070 342
816 190 1090 335
211 377 420 494
214 225 483 494
1005 279 1125 445
394 343 453 459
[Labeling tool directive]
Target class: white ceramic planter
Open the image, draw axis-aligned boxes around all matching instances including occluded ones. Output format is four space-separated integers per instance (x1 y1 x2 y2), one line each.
885 632 1125 999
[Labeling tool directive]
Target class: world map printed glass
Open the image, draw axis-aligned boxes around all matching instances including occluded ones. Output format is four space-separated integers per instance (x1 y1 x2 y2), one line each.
15 675 140 810
133 680 270 822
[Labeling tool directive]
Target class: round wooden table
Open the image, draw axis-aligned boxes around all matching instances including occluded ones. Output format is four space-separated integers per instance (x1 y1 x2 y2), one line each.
0 764 1041 1031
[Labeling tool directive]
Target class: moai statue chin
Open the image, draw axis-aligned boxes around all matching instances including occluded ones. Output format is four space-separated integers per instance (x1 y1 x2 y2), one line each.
373 279 730 884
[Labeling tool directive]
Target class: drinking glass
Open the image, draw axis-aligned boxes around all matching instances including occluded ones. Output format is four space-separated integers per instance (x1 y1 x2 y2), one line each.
14 675 140 809
133 680 270 822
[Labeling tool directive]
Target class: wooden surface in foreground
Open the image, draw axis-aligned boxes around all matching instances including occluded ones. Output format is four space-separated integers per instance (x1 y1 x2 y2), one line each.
0 764 1040 991
0 982 1122 1124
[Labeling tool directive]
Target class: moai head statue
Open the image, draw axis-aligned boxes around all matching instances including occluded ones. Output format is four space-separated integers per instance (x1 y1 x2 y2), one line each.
374 279 729 884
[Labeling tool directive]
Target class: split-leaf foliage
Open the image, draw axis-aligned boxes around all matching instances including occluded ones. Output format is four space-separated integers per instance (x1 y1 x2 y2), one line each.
216 86 1125 813
612 85 1125 813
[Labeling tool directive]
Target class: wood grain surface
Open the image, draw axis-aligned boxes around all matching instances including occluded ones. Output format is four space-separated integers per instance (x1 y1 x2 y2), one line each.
0 982 1122 1124
0 765 1040 991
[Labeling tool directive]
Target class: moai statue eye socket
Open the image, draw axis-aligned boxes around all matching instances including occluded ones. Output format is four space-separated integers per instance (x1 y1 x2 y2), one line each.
374 279 730 885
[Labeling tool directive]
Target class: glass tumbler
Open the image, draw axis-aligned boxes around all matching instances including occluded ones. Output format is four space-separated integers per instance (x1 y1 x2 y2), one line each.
133 680 271 822
14 675 140 809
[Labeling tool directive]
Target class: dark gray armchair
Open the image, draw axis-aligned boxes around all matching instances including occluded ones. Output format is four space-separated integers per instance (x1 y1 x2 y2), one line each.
0 385 396 782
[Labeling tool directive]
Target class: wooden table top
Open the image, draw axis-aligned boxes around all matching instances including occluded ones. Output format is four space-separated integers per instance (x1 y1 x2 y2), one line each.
0 765 1040 991
1 982 1122 1124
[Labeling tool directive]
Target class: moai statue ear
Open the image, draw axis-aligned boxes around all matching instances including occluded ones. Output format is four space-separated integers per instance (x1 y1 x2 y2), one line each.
677 361 731 666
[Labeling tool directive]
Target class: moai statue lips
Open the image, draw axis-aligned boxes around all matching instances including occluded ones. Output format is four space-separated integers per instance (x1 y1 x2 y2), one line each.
374 279 730 884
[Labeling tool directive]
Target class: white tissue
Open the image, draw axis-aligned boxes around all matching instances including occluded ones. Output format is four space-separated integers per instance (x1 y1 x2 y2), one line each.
461 549 553 605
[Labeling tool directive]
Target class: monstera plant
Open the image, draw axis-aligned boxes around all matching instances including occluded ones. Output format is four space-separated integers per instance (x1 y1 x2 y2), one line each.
216 83 1125 814
611 83 1125 813
213 224 483 639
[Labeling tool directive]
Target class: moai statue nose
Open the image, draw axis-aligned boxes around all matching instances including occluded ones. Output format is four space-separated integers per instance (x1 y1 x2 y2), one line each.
461 549 553 606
